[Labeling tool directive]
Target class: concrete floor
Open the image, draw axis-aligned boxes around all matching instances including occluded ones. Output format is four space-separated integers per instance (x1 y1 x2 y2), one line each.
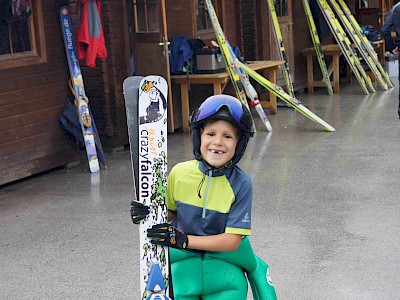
1 81 400 300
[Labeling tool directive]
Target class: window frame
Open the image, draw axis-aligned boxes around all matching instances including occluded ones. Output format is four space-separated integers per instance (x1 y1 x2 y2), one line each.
194 0 219 39
0 0 47 70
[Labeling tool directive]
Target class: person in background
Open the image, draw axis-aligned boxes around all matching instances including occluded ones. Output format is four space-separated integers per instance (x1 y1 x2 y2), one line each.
381 0 400 118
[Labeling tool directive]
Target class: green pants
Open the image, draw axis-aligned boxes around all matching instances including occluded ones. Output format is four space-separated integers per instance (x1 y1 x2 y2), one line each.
169 249 247 300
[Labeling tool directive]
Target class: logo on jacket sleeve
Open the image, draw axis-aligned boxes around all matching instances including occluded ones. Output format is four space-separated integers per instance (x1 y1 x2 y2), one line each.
242 213 251 223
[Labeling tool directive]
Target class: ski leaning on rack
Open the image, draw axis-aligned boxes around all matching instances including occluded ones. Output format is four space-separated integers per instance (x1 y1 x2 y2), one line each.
316 0 374 95
204 0 272 132
328 0 388 91
302 0 334 95
123 76 170 300
239 62 335 132
336 0 394 88
60 6 100 173
266 0 295 97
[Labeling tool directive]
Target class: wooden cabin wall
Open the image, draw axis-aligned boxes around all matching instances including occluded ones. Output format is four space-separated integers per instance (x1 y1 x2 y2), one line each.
0 0 131 186
0 0 79 186
292 0 311 91
97 0 130 151
166 0 195 40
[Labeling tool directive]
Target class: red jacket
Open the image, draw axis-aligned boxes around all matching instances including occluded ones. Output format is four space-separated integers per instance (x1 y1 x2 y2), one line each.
76 0 107 67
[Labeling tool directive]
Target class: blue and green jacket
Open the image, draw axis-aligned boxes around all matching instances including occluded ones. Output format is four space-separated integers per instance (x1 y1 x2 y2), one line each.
167 160 252 237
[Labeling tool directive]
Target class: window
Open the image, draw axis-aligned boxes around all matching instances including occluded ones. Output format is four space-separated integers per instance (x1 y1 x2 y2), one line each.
0 0 46 69
274 0 288 17
134 0 159 33
196 0 216 32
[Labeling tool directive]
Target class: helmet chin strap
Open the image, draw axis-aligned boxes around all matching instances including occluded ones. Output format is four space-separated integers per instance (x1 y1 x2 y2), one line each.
199 155 234 173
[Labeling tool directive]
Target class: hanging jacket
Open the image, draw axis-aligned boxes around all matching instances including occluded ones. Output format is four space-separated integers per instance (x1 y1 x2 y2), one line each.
76 0 107 67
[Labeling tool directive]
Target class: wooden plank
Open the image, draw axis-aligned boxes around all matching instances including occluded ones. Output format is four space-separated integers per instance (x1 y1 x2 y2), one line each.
0 116 61 144
0 138 77 170
0 129 67 157
0 95 66 119
0 105 64 130
0 150 79 186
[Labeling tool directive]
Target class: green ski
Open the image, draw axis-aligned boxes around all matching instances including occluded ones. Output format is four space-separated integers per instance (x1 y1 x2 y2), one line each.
302 0 334 95
316 0 374 95
240 62 335 132
266 0 295 97
336 0 394 88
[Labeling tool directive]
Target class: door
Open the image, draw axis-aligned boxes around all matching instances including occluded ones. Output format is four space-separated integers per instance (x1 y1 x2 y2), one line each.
129 0 174 131
269 0 294 85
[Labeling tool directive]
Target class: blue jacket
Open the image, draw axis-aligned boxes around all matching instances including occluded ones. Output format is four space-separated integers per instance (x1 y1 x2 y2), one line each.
381 3 400 52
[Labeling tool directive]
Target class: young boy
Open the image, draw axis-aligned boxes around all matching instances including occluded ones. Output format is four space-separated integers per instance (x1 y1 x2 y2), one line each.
131 95 276 300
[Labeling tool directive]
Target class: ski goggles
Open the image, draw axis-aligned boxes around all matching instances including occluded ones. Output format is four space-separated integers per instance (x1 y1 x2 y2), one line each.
193 95 244 124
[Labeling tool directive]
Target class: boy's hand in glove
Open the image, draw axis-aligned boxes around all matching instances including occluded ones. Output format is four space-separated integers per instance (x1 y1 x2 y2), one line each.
147 223 188 249
130 201 149 224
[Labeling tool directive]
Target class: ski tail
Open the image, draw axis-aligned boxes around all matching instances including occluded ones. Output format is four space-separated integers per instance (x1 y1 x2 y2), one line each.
123 76 144 200
240 63 335 132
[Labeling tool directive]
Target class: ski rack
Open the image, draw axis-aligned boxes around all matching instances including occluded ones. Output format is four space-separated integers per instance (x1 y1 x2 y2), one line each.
302 0 334 95
336 0 394 88
204 0 272 132
329 0 388 90
316 0 375 95
266 0 295 97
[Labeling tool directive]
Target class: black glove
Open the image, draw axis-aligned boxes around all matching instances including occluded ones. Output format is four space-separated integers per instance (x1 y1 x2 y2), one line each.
147 223 188 249
130 201 149 224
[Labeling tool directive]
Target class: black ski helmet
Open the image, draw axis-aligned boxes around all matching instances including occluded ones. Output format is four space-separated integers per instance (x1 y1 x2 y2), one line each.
189 94 254 167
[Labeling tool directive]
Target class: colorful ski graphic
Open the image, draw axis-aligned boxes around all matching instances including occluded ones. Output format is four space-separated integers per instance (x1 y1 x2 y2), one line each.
123 76 170 300
60 6 100 172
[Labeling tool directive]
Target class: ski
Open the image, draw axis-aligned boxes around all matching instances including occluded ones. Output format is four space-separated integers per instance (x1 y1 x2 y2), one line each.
204 0 272 132
302 0 334 95
266 0 295 97
336 0 394 88
316 0 374 95
239 62 335 132
123 76 170 300
328 0 388 90
60 6 100 173
224 40 273 132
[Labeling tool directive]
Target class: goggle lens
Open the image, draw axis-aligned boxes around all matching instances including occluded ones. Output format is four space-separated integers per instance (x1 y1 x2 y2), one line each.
194 96 243 123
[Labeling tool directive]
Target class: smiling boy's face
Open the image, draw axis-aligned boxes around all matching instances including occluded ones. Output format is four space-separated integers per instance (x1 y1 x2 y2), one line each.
200 119 239 168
